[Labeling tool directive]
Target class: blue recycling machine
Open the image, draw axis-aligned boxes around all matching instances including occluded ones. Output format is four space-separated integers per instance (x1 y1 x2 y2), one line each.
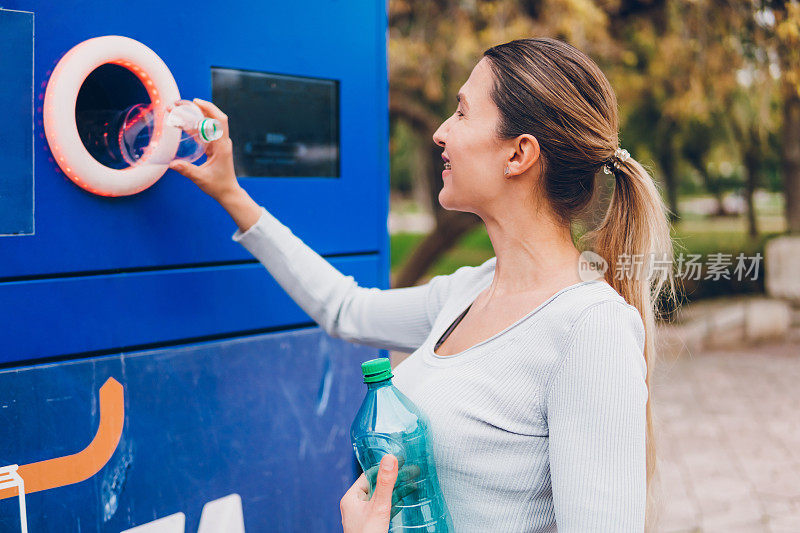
0 1 390 530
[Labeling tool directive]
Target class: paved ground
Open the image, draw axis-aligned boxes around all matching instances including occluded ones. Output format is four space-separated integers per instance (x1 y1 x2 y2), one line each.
652 341 800 532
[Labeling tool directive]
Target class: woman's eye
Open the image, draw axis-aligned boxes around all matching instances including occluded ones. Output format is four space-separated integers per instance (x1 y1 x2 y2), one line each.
456 110 464 117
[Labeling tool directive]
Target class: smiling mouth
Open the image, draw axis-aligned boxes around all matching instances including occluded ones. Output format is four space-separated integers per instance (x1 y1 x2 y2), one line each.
444 162 451 170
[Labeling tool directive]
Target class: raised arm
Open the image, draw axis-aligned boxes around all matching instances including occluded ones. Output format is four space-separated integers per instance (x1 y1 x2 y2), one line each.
545 300 648 532
229 203 477 353
167 98 472 353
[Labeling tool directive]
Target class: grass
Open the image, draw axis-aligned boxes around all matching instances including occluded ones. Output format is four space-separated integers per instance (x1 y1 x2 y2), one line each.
390 212 786 284
672 215 785 256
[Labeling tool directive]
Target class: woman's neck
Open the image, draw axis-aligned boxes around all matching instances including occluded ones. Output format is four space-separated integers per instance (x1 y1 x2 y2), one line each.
482 207 583 297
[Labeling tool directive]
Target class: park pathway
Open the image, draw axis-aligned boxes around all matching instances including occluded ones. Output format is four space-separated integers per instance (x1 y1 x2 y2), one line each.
653 341 800 532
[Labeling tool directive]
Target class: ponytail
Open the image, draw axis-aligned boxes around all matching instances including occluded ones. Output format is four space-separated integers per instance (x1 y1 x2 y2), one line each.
582 156 676 532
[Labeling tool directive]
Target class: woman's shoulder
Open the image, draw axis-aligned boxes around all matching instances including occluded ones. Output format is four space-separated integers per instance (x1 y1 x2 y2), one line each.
540 280 646 350
555 279 639 314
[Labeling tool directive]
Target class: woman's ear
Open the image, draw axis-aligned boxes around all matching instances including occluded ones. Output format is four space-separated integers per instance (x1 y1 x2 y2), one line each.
506 134 540 177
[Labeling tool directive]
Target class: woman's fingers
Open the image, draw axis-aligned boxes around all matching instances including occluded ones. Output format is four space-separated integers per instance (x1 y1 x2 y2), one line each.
365 454 407 483
396 464 421 484
392 479 418 503
339 456 419 527
390 480 419 519
369 455 398 518
354 473 370 497
341 473 370 507
191 97 223 117
190 98 230 160
168 160 201 181
364 459 420 498
389 464 420 519
192 98 230 139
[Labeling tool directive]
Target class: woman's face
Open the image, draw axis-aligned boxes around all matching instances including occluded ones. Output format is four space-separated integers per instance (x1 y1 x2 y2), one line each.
432 57 509 216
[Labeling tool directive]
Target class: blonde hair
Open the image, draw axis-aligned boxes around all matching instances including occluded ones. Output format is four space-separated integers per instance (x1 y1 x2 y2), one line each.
484 37 675 530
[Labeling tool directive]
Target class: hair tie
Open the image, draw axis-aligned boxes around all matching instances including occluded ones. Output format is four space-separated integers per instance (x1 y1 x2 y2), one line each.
602 147 630 175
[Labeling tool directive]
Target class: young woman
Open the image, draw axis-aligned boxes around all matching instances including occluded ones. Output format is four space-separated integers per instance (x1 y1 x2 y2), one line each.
171 37 673 532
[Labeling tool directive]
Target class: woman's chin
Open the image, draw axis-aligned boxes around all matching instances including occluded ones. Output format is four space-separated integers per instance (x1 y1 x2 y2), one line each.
438 188 459 211
438 187 450 206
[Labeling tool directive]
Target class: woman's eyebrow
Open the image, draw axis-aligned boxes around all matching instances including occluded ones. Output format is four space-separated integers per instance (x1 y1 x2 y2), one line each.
457 93 469 110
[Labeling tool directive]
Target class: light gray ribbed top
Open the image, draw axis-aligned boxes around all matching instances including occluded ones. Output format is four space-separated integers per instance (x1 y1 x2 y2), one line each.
233 206 648 532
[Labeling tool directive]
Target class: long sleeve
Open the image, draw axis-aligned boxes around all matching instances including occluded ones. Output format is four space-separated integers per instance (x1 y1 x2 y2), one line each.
232 206 478 353
544 299 648 532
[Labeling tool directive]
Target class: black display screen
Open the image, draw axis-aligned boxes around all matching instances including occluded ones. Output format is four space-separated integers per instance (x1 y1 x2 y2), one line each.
211 67 340 178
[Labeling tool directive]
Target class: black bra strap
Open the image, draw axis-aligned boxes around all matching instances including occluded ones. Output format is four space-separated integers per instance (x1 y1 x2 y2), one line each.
435 304 473 350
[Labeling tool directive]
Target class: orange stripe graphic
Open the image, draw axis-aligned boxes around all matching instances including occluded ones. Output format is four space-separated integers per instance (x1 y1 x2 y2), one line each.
0 377 125 499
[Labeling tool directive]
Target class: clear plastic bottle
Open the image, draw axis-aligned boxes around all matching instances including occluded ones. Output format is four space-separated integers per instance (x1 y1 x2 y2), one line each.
350 358 454 532
118 99 223 166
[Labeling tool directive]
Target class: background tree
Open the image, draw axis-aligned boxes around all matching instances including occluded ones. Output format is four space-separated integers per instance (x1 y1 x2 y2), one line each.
388 0 791 286
762 1 800 232
389 0 622 286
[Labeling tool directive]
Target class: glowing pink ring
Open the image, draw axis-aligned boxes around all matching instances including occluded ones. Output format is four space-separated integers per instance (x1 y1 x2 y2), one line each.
43 35 181 197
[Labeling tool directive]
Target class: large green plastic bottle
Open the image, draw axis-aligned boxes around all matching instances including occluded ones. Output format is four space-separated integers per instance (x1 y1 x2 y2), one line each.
350 358 454 532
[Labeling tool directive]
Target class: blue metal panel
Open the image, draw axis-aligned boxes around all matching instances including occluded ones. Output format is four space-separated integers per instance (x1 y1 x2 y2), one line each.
0 0 390 362
0 0 389 278
375 0 392 355
0 328 373 532
0 255 381 363
0 9 34 236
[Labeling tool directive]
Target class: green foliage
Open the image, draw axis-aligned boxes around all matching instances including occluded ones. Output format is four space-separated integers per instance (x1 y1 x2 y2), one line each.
387 0 796 287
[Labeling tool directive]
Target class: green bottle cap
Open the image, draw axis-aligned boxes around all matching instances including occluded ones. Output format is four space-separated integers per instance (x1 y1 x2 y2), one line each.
361 357 393 383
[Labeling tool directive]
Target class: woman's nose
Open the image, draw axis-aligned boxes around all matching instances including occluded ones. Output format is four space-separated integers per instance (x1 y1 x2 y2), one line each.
432 121 447 147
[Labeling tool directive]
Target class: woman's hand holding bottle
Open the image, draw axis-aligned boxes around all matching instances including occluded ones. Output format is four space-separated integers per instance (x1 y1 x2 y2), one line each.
341 454 403 533
168 98 262 233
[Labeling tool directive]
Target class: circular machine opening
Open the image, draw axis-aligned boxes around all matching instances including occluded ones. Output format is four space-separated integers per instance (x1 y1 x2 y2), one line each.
75 64 151 169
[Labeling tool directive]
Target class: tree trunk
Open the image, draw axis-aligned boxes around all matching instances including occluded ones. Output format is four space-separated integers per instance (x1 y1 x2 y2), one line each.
655 119 681 222
743 142 760 238
657 150 680 222
782 92 800 233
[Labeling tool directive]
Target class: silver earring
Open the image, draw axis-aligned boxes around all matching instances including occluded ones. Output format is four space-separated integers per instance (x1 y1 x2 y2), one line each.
504 166 510 176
